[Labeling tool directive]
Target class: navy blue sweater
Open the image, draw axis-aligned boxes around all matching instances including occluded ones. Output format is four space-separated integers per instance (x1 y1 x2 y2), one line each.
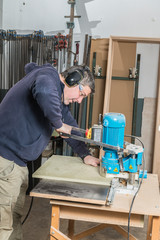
0 63 90 166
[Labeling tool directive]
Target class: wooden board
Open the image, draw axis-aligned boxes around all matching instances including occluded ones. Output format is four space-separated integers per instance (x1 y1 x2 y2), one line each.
32 155 160 216
88 38 109 127
153 47 160 181
58 205 144 228
89 38 109 77
32 155 111 186
109 80 135 136
50 174 160 216
30 179 109 205
111 36 160 43
109 41 136 138
112 42 137 77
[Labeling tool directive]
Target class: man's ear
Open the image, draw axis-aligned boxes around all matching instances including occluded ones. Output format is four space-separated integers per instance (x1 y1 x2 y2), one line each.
59 74 65 83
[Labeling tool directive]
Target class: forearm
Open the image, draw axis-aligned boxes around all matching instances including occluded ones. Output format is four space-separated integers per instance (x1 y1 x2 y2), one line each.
64 137 90 158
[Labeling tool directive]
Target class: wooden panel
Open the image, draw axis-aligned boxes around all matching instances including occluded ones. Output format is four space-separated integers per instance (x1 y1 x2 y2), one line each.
59 206 144 228
103 37 114 114
109 80 135 135
88 38 109 126
111 36 160 44
112 42 137 77
153 46 160 181
32 155 111 186
109 41 136 137
89 38 109 76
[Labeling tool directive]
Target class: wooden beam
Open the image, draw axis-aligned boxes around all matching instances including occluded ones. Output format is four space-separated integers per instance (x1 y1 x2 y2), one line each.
151 216 160 240
111 36 160 44
51 205 60 229
50 226 71 240
72 224 107 240
147 216 153 240
103 37 114 114
152 45 160 181
68 220 75 238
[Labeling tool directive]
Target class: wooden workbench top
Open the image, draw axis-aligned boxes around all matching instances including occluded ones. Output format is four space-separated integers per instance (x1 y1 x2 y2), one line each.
32 155 160 216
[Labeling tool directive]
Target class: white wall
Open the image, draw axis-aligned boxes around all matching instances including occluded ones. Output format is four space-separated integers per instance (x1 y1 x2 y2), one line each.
2 0 160 37
2 0 160 63
84 0 160 38
2 0 70 33
136 43 159 98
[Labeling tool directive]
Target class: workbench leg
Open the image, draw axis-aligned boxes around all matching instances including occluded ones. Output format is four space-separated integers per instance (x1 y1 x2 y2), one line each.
68 220 75 238
146 216 160 240
50 205 60 240
147 216 153 240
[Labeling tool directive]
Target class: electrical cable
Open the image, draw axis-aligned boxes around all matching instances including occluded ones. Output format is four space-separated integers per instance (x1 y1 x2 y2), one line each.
22 197 34 225
22 160 35 225
124 135 145 240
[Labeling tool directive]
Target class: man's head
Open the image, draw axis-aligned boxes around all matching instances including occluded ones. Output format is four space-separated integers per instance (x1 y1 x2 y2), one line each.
60 65 95 105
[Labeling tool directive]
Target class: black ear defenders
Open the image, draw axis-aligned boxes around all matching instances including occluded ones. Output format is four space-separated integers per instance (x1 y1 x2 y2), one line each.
65 70 84 87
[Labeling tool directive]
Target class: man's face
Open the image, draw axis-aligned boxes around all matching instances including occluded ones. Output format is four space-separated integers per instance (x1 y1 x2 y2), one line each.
63 84 91 105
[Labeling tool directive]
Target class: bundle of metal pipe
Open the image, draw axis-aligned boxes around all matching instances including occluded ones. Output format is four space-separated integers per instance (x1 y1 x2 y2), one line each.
0 29 69 93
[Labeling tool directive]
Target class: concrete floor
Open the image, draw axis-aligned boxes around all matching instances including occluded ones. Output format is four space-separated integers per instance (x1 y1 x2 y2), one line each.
22 195 148 240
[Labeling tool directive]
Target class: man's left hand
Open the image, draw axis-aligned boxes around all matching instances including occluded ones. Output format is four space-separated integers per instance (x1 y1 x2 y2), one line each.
83 155 100 167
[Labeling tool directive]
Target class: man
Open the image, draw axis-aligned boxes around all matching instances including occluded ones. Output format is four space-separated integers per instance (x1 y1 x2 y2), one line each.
0 62 100 240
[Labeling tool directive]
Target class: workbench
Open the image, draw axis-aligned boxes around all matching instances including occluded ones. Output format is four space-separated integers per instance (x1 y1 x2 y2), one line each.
30 155 160 240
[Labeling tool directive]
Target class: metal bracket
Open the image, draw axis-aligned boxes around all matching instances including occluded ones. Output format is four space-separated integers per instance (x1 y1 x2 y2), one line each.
66 21 75 29
68 0 75 4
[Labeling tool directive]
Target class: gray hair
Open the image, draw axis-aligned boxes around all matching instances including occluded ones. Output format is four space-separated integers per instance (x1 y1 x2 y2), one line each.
61 64 95 93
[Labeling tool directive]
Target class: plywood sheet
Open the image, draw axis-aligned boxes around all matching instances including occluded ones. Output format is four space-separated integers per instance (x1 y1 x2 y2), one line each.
109 80 135 136
30 179 109 205
88 38 109 127
89 38 109 77
108 41 137 139
32 155 111 186
112 42 137 77
59 205 144 227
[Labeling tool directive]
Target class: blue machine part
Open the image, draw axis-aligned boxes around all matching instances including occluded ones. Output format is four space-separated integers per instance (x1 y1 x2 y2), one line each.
102 113 143 174
102 113 125 148
139 170 147 178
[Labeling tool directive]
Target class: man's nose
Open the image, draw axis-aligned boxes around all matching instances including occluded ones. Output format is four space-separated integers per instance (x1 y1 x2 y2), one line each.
77 96 83 103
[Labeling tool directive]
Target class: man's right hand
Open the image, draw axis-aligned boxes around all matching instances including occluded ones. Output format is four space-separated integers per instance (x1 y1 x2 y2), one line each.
56 123 72 138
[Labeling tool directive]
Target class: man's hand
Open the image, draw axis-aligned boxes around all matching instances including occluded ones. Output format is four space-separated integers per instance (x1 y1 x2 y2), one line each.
83 155 100 167
56 123 72 138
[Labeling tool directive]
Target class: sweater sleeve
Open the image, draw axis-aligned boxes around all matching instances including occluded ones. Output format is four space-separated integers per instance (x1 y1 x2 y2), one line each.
62 104 90 158
31 74 63 129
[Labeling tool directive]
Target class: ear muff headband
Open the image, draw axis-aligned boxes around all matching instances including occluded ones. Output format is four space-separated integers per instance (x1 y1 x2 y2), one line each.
65 70 84 87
